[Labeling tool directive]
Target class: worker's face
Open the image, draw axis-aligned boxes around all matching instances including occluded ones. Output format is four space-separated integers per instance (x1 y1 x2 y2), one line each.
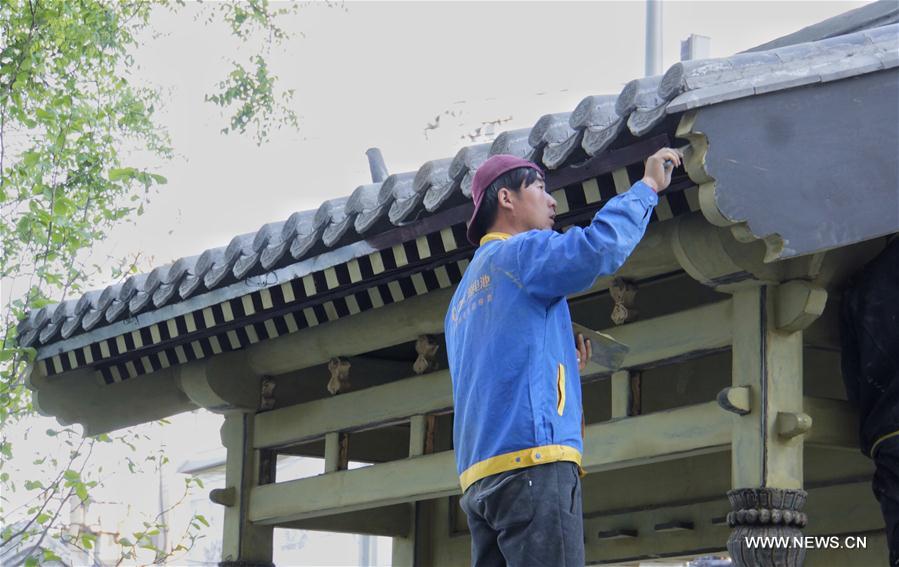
509 176 556 232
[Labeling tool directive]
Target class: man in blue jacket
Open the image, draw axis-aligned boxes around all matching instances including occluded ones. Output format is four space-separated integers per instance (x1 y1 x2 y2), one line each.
445 147 681 566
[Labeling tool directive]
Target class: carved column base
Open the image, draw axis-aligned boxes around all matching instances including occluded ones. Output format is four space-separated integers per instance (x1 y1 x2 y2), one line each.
726 488 808 567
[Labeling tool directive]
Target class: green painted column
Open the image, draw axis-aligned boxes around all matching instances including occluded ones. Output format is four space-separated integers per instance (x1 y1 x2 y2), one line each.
220 412 274 567
726 285 808 567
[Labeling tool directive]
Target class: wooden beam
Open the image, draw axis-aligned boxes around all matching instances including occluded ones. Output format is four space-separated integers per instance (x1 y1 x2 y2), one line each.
29 365 197 436
256 300 732 450
804 396 859 451
243 286 455 377
175 356 260 411
279 425 412 463
248 401 732 524
279 504 412 538
253 370 453 450
255 395 856 527
583 401 731 473
249 450 458 524
583 299 732 376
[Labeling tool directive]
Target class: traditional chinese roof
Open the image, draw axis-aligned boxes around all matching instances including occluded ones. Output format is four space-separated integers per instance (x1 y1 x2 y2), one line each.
18 22 899 385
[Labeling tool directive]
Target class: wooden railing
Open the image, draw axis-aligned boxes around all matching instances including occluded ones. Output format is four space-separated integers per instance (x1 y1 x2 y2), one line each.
246 296 857 525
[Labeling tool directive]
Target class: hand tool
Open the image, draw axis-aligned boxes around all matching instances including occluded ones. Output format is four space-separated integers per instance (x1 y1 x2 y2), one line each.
572 322 629 371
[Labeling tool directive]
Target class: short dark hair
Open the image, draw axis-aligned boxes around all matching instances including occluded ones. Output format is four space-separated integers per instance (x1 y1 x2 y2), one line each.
471 167 545 240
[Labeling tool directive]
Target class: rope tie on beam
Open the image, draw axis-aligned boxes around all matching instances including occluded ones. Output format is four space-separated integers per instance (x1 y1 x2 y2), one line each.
413 335 440 375
610 278 638 325
327 357 352 395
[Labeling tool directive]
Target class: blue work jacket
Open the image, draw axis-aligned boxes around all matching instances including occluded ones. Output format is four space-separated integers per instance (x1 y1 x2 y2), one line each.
445 180 658 491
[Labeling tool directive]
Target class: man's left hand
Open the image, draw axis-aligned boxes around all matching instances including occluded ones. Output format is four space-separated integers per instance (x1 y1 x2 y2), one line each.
576 333 591 372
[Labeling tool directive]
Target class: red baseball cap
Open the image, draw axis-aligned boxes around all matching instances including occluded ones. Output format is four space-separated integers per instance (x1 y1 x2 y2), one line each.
466 154 544 246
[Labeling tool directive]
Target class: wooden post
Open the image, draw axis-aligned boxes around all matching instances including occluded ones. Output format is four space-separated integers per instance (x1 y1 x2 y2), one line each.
406 414 436 566
325 431 349 473
611 370 642 419
220 412 274 567
409 414 427 457
727 286 808 567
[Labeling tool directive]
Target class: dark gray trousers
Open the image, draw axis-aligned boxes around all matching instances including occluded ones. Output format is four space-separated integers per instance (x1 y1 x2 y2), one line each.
873 436 899 565
459 460 584 567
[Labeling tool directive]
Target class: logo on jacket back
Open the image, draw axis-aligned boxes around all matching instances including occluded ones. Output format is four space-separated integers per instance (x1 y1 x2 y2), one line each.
450 274 493 324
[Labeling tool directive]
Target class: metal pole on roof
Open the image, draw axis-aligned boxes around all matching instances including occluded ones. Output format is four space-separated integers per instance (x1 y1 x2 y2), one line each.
365 148 389 183
645 0 663 76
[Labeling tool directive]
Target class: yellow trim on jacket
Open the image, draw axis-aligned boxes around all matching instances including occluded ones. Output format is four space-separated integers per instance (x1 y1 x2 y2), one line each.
459 444 585 493
871 429 899 457
557 363 566 415
479 232 512 246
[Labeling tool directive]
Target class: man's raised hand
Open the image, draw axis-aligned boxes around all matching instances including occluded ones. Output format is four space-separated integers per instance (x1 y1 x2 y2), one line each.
642 147 683 193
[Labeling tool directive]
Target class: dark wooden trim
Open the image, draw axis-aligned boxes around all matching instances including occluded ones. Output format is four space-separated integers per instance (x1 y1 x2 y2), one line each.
546 134 671 191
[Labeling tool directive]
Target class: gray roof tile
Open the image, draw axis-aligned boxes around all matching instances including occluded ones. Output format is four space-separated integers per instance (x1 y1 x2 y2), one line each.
528 113 577 169
489 127 532 158
82 283 122 331
572 94 625 156
180 247 222 299
153 256 200 307
285 209 323 261
234 221 286 278
355 173 413 233
450 142 491 200
390 158 453 225
204 232 255 289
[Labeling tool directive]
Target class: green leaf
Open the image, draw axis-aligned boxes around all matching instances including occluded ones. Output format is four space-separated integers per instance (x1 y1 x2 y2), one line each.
108 167 136 181
25 556 38 567
22 151 41 167
195 514 209 527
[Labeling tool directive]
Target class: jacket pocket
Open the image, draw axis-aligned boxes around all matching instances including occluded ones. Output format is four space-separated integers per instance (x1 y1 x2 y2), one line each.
557 362 566 416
